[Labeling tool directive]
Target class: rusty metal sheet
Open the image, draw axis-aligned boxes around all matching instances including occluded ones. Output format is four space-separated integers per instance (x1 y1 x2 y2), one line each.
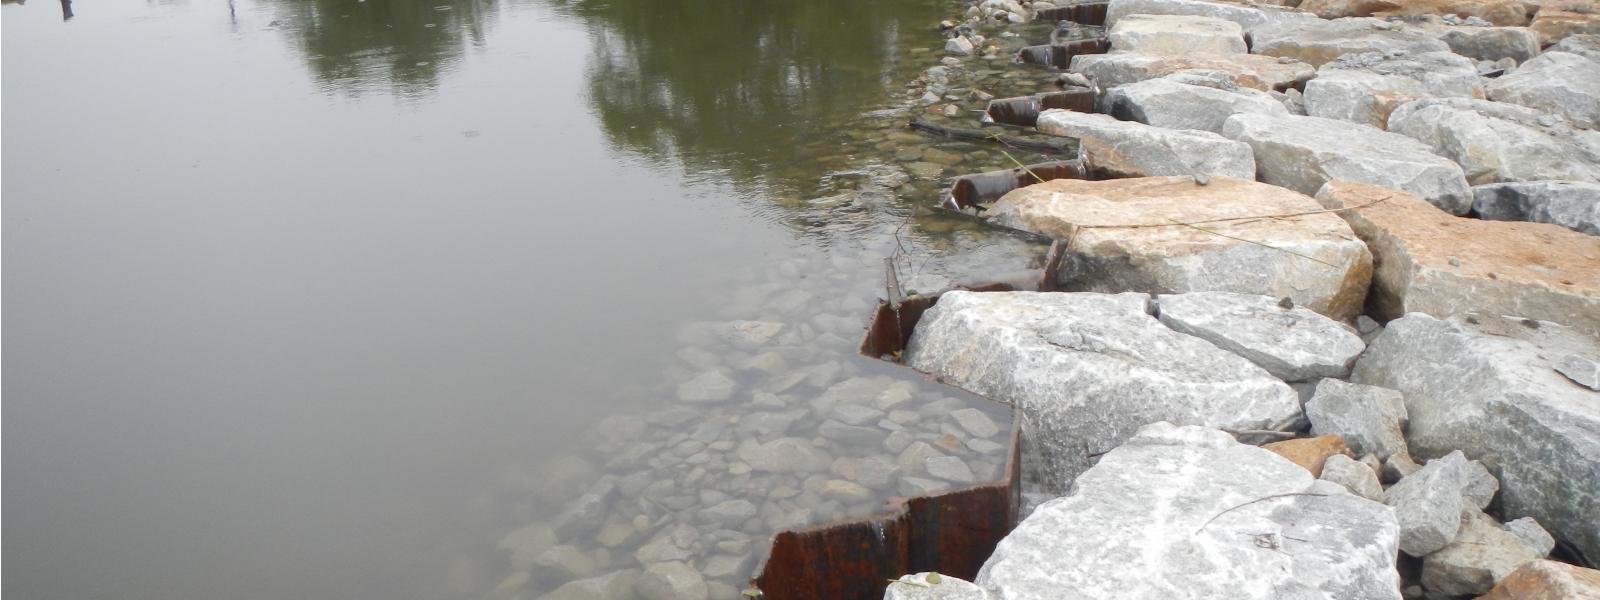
945 160 1091 212
1015 37 1109 69
983 89 1096 127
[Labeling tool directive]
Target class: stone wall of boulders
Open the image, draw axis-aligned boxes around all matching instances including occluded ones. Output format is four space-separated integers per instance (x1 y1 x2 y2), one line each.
883 0 1600 597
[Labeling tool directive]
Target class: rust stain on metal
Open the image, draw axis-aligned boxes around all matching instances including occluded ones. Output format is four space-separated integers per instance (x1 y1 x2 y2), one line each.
984 90 1097 127
946 160 1091 212
1016 37 1109 69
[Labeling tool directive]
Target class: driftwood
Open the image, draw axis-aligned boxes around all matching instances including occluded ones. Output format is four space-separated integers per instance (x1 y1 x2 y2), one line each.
908 117 1075 154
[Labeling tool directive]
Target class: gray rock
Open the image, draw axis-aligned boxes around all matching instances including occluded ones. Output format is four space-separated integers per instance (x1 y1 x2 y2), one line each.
831 403 885 426
1320 453 1385 501
1487 52 1600 129
1071 52 1316 91
1473 181 1600 235
1303 52 1483 128
975 423 1401 600
1550 33 1600 62
905 291 1302 493
885 572 992 600
700 553 752 581
821 478 873 502
1462 459 1499 510
1035 110 1255 179
1503 517 1556 557
537 570 639 600
736 437 831 473
899 476 949 497
925 456 977 484
1250 17 1452 67
737 409 805 438
636 561 708 600
1107 14 1247 54
1387 98 1600 185
1305 379 1409 460
1430 25 1541 64
530 544 597 583
1421 507 1543 596
677 370 737 403
1104 77 1289 133
949 408 1001 438
1155 291 1366 382
1104 0 1321 34
1383 452 1422 484
1556 353 1600 390
1222 113 1473 214
553 479 616 540
1383 450 1469 556
818 419 887 446
897 441 945 471
634 525 697 565
946 36 975 56
1353 312 1600 561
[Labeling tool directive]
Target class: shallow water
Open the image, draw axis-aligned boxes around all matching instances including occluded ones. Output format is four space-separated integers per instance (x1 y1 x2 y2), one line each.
4 1 1071 598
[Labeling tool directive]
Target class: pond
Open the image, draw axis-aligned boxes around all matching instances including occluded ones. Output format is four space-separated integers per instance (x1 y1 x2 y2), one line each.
2 1 1072 598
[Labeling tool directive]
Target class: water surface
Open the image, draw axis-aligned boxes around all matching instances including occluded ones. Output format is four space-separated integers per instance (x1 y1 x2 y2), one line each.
4 1 1056 598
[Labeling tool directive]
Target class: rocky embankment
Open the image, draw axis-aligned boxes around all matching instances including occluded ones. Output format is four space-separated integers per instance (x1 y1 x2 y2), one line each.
886 0 1600 597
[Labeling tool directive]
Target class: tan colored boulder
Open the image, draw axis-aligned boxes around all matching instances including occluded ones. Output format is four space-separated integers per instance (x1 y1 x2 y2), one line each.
1070 52 1315 91
986 176 1373 320
1478 560 1600 599
1263 435 1353 477
1315 182 1600 338
1299 0 1401 18
1372 0 1531 25
1531 7 1600 45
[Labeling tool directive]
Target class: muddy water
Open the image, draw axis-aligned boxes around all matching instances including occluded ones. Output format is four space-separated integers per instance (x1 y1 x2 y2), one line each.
3 1 1076 598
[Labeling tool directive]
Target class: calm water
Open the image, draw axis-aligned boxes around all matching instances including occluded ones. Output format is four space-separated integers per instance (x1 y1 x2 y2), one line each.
4 1 1058 598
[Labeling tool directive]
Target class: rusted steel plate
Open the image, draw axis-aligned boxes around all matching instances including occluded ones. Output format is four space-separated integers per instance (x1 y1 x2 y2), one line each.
1015 37 1109 69
752 419 1022 600
983 89 1096 127
1035 2 1109 26
945 160 1091 212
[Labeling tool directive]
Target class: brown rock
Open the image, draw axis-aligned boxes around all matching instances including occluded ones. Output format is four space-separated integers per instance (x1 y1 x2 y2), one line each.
1316 182 1600 339
1299 0 1402 18
987 176 1373 320
1373 0 1532 25
1264 435 1353 477
1478 560 1600 599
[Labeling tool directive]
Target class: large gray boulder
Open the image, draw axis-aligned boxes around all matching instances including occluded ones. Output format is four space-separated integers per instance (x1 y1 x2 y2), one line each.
1108 14 1246 54
1035 110 1255 179
974 423 1401 600
1426 25 1541 63
1387 98 1600 185
1316 182 1600 337
1550 33 1600 62
1303 51 1484 129
1071 52 1315 92
1473 181 1600 235
1383 450 1469 556
1250 18 1452 67
1104 77 1289 134
1306 379 1409 460
1154 291 1365 381
1222 113 1474 215
1487 52 1600 130
1104 0 1321 34
1352 312 1600 562
904 292 1303 492
1421 507 1545 596
986 176 1374 321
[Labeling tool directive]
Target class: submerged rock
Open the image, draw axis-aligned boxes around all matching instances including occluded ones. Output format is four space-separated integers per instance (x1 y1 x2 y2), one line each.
904 292 1302 492
974 423 1401 600
1103 77 1289 134
1035 110 1255 179
1473 181 1600 235
1316 182 1600 335
1250 17 1451 67
987 176 1372 320
1223 113 1473 214
1486 51 1600 129
1387 98 1600 185
1155 291 1366 381
1070 52 1315 91
1424 24 1541 63
1107 14 1246 54
1352 311 1600 561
